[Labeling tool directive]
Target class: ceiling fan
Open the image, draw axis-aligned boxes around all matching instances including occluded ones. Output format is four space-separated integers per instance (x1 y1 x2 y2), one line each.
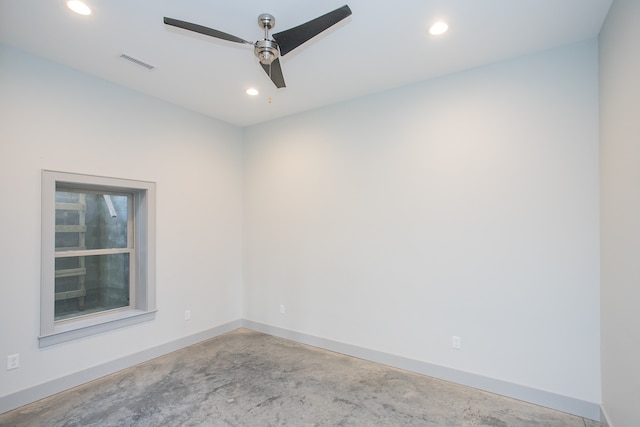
163 5 352 89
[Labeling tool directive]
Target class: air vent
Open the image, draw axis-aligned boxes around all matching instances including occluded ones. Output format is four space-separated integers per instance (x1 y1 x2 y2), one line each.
119 54 156 71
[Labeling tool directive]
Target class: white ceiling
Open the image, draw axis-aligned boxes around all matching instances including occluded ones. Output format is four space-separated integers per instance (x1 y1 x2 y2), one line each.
0 1 612 127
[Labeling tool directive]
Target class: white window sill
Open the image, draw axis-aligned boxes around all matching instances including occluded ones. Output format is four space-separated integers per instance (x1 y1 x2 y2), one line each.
39 309 157 347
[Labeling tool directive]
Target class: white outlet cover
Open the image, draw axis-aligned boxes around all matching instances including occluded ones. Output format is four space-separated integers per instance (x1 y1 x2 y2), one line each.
452 336 461 349
7 354 20 370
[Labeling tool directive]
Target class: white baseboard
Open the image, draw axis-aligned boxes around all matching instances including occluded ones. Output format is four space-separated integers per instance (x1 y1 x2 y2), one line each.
0 319 605 423
242 320 605 423
0 319 242 415
600 405 613 427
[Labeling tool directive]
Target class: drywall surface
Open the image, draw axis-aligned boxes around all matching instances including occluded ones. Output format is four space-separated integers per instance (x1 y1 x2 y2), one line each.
599 0 640 425
243 41 601 404
0 45 243 400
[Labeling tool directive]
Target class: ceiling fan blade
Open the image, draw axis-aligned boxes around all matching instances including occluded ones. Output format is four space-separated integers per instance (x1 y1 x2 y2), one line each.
272 5 352 56
163 17 252 45
260 59 286 88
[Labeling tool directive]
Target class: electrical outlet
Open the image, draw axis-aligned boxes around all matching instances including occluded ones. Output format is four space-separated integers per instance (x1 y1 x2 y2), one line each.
279 305 285 315
184 310 191 321
452 336 461 350
7 354 20 370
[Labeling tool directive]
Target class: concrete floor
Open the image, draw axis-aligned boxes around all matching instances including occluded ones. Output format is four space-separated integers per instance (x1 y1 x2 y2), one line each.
0 329 606 426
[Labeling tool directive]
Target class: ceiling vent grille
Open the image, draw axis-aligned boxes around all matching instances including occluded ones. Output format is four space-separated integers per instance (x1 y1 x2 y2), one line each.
119 54 156 71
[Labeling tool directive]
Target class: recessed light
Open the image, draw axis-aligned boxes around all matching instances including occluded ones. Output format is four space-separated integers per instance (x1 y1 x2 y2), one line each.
246 88 259 96
67 1 91 15
429 21 448 36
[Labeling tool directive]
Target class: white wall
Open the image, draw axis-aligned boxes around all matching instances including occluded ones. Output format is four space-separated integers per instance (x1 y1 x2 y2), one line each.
0 45 243 400
243 41 601 405
599 0 640 425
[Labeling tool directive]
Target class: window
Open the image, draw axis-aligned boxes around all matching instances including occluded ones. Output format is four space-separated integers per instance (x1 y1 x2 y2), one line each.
40 171 156 347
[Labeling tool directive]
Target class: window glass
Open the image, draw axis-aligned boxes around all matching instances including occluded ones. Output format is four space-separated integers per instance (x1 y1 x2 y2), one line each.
54 254 130 321
55 191 129 251
53 189 133 321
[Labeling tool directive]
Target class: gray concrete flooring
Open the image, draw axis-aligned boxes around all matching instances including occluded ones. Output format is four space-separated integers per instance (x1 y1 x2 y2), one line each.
0 329 606 426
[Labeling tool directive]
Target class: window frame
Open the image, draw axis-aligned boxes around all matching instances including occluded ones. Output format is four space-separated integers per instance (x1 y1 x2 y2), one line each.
40 170 156 347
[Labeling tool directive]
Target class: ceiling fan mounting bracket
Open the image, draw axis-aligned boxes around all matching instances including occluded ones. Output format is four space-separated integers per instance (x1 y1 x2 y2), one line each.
258 13 275 30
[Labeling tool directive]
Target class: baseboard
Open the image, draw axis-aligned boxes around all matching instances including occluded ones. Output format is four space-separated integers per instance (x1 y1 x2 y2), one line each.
0 319 243 415
600 405 613 427
242 320 604 422
0 319 604 423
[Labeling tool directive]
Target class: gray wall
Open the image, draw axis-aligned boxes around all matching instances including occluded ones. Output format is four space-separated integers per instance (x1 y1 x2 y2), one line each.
243 40 601 407
0 44 244 401
599 0 640 425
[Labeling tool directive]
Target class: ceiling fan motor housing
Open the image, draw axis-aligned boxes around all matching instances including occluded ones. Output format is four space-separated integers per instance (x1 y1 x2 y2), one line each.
254 39 279 65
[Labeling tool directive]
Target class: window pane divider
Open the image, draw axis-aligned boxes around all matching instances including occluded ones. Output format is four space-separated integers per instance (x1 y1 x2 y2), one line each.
54 247 133 258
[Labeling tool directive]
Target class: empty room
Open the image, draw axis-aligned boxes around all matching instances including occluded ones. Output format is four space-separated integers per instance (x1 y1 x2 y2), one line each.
0 1 638 426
